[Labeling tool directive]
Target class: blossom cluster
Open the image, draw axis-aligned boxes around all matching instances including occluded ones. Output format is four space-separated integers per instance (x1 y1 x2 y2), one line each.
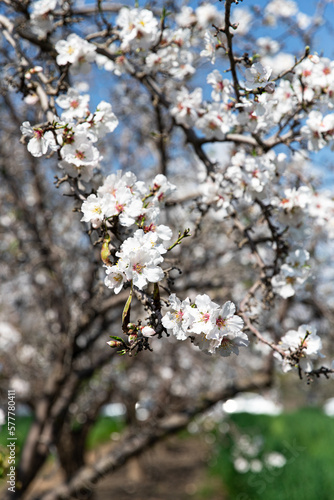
22 3 334 189
199 146 334 300
276 324 324 373
20 88 118 181
80 169 248 358
29 0 58 37
81 171 175 292
46 5 282 144
162 293 247 357
271 249 311 299
56 33 97 74
271 185 334 298
27 0 334 147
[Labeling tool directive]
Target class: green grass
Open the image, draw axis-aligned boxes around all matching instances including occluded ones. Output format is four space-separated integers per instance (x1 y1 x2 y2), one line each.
204 408 334 500
86 416 124 449
0 415 124 480
0 416 33 479
0 416 33 454
0 415 124 453
2 408 334 500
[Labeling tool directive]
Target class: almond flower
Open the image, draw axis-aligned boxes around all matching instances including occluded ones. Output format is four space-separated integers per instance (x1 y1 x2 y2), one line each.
277 324 324 373
244 62 273 91
161 294 193 340
208 301 244 340
117 7 158 51
20 121 57 157
162 294 246 356
55 33 96 73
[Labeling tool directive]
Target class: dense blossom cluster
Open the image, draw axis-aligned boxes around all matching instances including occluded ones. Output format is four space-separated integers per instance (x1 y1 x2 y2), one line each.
162 294 247 357
82 171 247 357
21 90 118 181
82 171 175 288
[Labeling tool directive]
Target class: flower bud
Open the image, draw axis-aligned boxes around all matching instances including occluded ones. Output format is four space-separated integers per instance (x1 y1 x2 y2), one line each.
141 326 156 337
101 235 111 265
31 66 43 74
128 334 138 344
106 340 123 348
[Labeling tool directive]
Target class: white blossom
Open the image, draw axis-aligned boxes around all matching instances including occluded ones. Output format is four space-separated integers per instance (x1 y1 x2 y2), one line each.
30 0 57 36
162 294 193 340
209 301 244 340
104 264 127 294
55 34 96 73
200 31 218 64
195 3 223 29
116 7 158 51
278 324 324 372
170 87 203 127
244 62 273 91
81 194 112 225
122 247 164 290
20 121 57 157
56 88 90 121
271 249 311 299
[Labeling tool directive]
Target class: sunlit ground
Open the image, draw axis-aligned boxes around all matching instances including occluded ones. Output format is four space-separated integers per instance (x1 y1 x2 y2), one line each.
1 405 334 500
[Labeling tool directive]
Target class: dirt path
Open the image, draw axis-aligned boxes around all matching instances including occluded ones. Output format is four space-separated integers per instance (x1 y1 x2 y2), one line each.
26 435 226 500
94 436 217 500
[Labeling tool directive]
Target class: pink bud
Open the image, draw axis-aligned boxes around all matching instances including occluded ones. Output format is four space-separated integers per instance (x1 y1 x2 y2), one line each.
141 326 156 337
106 340 123 348
31 66 43 73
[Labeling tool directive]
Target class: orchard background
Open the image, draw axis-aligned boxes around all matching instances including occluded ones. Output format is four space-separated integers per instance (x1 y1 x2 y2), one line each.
1 0 334 498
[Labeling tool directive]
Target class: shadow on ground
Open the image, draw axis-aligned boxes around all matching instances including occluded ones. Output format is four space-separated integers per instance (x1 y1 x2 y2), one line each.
26 435 226 500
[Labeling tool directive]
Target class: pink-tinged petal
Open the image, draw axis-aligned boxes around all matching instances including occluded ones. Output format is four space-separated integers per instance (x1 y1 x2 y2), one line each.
227 315 244 334
220 301 236 318
141 326 156 337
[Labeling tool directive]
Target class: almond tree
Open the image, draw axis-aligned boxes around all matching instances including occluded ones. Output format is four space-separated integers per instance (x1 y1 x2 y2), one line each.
1 1 334 498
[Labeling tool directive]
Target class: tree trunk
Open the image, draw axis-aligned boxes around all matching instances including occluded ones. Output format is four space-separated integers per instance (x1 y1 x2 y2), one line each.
57 423 87 481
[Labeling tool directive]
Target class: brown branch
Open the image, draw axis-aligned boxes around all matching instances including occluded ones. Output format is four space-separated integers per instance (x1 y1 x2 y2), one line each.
306 366 334 380
240 312 286 358
231 214 267 272
224 0 241 102
141 74 217 173
154 102 168 176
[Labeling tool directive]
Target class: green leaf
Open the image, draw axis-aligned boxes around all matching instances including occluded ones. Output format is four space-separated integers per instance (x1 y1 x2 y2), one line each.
101 232 111 265
122 283 133 332
109 336 124 342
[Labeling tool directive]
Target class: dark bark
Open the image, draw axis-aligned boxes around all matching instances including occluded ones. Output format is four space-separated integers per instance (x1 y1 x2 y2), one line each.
57 424 87 481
